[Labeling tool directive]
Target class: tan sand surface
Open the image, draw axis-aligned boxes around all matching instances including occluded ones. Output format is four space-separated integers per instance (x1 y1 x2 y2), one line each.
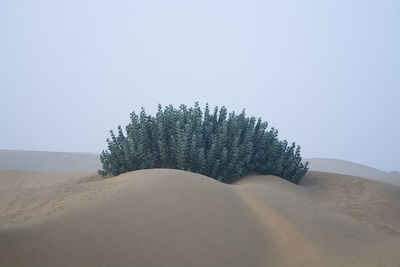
305 158 400 186
0 150 101 173
1 169 399 266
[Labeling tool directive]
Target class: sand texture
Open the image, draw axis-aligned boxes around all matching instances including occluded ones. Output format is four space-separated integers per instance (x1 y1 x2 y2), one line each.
305 158 400 186
1 168 399 266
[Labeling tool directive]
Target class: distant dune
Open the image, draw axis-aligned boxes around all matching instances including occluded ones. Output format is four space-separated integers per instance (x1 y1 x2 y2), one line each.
1 168 399 266
3 150 399 186
305 158 400 186
0 150 101 173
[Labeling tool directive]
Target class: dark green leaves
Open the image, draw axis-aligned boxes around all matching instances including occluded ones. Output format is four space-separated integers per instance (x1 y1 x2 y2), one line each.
99 103 308 184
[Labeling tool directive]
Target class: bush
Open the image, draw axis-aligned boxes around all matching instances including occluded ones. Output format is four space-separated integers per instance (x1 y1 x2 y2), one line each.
99 102 308 184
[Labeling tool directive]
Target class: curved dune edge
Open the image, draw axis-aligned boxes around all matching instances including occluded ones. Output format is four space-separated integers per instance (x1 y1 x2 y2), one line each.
1 169 400 266
0 150 101 173
237 190 324 266
305 158 400 186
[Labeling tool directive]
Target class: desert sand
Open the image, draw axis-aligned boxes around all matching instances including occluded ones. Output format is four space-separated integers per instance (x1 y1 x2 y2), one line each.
306 158 400 186
0 150 101 173
1 168 399 266
2 150 399 187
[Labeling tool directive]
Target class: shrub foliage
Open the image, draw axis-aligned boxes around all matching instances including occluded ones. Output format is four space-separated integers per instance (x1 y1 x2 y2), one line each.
99 103 308 183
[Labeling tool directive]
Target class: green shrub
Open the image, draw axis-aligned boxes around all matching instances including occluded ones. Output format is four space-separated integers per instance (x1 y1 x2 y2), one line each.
99 102 308 184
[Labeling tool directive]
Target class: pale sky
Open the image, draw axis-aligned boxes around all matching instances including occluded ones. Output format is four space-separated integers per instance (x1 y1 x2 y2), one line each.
0 0 399 171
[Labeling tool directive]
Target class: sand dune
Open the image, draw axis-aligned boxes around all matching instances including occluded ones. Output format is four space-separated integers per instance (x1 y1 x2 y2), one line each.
1 169 399 266
3 150 399 186
0 150 101 173
305 158 400 186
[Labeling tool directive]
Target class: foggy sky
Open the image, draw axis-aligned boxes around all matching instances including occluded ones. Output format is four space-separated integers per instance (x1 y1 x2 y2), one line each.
1 0 399 171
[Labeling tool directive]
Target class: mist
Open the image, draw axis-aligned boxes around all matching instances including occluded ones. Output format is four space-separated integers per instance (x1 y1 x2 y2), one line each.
0 0 399 171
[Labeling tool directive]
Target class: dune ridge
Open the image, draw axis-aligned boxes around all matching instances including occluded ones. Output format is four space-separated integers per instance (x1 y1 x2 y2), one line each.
2 150 399 186
305 158 400 186
0 150 101 173
1 169 400 266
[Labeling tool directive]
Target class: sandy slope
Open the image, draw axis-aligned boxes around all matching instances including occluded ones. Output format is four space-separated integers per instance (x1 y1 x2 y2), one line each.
305 158 400 186
0 150 101 173
1 169 399 266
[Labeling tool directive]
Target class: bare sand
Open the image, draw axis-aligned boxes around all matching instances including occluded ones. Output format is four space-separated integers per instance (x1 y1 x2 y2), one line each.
305 158 400 186
1 169 399 266
0 150 101 173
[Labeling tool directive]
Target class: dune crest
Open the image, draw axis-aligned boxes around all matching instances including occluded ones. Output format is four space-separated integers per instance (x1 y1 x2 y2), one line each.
305 158 400 186
1 169 400 266
238 189 324 266
0 150 101 173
